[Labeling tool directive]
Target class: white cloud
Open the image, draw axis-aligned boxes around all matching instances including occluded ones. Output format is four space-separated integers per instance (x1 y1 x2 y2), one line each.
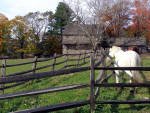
0 0 62 19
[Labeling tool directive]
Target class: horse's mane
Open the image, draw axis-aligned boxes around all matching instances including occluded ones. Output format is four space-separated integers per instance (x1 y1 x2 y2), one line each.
111 46 122 51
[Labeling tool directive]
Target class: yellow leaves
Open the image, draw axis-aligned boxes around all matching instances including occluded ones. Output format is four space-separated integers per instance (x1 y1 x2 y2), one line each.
16 49 27 53
0 38 3 45
0 38 3 51
102 16 111 22
0 18 11 41
11 16 28 30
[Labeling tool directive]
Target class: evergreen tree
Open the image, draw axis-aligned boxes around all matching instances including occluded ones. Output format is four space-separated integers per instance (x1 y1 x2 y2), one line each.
53 2 74 35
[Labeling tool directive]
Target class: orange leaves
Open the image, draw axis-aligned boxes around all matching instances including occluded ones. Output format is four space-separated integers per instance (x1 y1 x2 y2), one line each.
101 0 131 37
130 0 150 40
102 14 112 22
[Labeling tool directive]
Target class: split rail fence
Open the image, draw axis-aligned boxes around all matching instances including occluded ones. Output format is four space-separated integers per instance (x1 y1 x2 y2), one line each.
0 51 150 113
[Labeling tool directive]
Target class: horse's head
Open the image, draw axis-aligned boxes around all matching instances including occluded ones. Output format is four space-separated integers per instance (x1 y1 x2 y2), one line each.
108 46 121 58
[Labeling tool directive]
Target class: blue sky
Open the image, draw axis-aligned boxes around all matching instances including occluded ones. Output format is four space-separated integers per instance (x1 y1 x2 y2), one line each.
0 0 62 19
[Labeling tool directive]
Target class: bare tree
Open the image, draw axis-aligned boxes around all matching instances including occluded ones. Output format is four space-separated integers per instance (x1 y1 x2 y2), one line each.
64 0 110 52
24 11 53 42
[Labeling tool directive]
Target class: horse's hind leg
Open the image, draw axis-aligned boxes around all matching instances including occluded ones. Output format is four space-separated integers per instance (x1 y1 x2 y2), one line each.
115 70 120 91
120 71 125 90
125 71 137 93
115 70 120 84
125 71 133 83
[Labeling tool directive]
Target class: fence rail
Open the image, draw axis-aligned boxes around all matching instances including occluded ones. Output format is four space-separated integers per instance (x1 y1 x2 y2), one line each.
95 67 150 71
14 100 90 113
0 84 89 100
96 99 150 104
95 83 150 87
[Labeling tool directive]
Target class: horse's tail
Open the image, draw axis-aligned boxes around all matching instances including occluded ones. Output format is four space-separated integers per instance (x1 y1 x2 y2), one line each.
132 71 141 83
132 54 142 83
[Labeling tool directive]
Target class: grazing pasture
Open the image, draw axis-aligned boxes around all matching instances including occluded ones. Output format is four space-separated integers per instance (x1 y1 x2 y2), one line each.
0 53 150 113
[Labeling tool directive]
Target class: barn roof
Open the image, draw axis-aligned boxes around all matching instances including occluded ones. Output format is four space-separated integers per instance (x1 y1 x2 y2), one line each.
63 23 103 36
112 37 146 46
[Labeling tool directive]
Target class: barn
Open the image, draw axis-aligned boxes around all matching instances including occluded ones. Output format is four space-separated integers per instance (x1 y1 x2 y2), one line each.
62 24 147 54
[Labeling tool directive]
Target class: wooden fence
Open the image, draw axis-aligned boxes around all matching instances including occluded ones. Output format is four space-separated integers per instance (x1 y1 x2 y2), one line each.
0 51 150 113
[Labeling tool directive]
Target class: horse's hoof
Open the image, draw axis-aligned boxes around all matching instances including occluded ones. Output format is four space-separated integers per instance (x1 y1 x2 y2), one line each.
130 89 134 93
134 88 138 94
115 88 118 91
120 87 124 90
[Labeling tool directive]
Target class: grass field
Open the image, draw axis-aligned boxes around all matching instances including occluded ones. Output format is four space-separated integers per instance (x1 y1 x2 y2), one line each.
0 54 150 113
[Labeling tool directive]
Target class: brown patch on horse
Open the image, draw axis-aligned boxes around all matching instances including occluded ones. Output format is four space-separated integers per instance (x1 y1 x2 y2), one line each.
128 46 140 54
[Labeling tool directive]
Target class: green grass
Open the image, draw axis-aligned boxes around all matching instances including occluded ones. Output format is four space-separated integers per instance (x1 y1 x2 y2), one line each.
0 55 150 113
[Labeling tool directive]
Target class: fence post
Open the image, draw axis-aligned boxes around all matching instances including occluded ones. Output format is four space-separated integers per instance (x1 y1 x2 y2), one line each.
90 53 95 113
102 50 107 83
32 56 38 74
32 56 38 108
77 53 81 67
83 51 86 64
52 53 56 71
64 51 68 68
0 59 6 94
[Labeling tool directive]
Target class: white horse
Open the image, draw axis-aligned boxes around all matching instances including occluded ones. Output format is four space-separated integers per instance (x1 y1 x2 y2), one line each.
108 46 141 84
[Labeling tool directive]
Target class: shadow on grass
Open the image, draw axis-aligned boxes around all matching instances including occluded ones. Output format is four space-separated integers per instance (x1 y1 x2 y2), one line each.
139 71 150 99
110 88 124 113
120 104 149 112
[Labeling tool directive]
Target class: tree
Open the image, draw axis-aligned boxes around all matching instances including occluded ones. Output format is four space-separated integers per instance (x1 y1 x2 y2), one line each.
11 16 29 59
45 2 74 54
65 0 110 51
53 2 74 35
0 17 12 56
45 12 54 35
130 0 150 41
42 35 61 56
24 11 52 55
101 0 131 37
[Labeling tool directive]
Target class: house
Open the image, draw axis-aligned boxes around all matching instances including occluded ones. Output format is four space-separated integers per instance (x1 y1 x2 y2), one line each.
62 24 147 54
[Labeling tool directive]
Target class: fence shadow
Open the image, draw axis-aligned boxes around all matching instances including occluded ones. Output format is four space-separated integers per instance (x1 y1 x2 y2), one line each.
110 85 126 113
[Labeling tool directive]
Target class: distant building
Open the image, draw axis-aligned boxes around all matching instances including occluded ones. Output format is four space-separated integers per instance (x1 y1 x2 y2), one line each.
62 24 147 54
111 37 147 53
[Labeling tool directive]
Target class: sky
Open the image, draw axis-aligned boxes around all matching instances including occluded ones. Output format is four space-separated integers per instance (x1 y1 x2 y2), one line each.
0 0 62 20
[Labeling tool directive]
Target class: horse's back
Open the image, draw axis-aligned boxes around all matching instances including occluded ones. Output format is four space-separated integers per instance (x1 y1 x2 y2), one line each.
115 50 140 67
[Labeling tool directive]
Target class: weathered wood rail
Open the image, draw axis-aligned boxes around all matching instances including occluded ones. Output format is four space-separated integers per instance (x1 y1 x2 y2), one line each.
0 50 150 113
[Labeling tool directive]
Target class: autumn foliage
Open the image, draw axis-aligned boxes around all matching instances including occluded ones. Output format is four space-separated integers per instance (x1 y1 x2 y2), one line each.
0 17 11 55
129 0 150 41
102 0 131 37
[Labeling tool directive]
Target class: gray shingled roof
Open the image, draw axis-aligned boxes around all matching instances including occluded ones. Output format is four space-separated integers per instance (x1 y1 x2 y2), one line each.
112 37 146 46
63 23 103 36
